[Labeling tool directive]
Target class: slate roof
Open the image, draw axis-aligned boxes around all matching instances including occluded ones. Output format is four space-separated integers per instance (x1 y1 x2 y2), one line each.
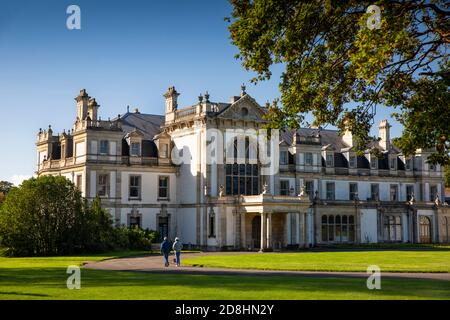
119 112 165 140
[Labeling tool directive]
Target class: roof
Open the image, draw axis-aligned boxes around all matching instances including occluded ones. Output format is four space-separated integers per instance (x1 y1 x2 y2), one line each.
119 112 165 140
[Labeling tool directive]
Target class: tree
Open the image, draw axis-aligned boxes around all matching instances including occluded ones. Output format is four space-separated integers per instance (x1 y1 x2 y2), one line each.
0 176 85 256
228 0 449 164
445 164 450 187
0 181 13 195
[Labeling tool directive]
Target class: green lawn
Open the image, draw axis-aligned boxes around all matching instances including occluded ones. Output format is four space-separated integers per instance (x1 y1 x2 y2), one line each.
183 250 450 273
0 250 449 299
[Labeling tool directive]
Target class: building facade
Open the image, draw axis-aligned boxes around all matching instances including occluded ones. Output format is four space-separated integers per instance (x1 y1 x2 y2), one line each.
36 87 450 250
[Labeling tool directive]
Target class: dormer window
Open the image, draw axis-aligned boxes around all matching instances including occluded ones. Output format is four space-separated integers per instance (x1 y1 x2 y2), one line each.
326 153 334 167
131 142 141 157
100 140 109 155
349 155 356 168
370 157 377 169
280 151 288 165
405 158 412 170
390 157 397 170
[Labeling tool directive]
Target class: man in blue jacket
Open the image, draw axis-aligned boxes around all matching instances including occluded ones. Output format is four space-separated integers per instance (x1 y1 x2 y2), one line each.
160 237 172 267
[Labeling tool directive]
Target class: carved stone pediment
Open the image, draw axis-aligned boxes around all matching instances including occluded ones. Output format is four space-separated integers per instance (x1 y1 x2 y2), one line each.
217 95 266 121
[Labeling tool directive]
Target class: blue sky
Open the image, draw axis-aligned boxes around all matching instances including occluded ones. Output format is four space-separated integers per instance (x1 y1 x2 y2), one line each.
0 0 401 184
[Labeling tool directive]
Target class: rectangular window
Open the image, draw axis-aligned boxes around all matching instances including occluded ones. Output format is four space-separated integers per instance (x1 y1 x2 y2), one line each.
390 157 397 170
129 176 141 199
349 183 358 200
406 185 414 201
280 180 289 196
76 174 82 192
131 142 141 157
384 215 402 242
97 174 109 197
305 152 313 166
129 215 141 228
225 163 259 195
390 184 398 201
371 183 379 201
280 151 288 165
158 176 169 199
305 180 314 200
326 182 335 200
100 140 109 155
430 185 438 201
349 155 356 168
326 154 333 167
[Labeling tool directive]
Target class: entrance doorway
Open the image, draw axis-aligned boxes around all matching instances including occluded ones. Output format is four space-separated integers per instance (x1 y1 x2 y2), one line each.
251 216 261 249
419 216 432 243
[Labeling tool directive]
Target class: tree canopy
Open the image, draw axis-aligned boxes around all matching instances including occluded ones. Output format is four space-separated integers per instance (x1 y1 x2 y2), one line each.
0 181 14 195
228 0 449 164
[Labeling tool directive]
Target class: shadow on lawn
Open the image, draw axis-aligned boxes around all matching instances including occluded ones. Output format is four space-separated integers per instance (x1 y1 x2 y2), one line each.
0 267 449 299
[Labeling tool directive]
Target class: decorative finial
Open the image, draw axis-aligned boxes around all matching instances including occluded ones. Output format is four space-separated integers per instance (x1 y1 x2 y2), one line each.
204 91 210 103
198 94 203 103
219 185 224 198
240 83 246 96
127 105 130 113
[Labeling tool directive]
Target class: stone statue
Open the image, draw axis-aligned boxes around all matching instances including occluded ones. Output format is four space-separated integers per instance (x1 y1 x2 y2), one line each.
435 194 440 207
219 185 224 198
298 185 305 198
262 182 268 194
408 193 415 205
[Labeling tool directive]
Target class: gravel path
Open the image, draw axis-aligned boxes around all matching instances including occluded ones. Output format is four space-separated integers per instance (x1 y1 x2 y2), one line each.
83 252 450 281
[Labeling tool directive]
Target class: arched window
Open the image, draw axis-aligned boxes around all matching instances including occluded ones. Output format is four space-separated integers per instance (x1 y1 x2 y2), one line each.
419 216 431 243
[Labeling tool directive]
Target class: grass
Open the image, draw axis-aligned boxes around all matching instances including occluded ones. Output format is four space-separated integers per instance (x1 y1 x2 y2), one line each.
183 250 450 273
0 249 449 299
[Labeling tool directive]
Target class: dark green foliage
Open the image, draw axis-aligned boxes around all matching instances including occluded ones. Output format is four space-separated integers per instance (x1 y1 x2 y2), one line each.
0 176 159 256
228 0 449 164
0 181 13 194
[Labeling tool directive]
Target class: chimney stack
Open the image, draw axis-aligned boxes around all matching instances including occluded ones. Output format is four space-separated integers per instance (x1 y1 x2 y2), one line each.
164 86 179 114
378 119 390 150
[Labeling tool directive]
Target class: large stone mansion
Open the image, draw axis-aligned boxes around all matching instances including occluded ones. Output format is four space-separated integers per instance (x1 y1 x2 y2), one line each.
36 86 450 250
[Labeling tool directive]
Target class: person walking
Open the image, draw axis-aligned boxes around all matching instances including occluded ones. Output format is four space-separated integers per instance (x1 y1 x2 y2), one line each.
160 237 171 267
172 237 183 267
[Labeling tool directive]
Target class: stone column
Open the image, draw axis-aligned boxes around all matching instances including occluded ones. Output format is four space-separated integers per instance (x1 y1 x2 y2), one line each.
267 212 273 250
240 212 246 249
297 212 301 246
260 213 267 252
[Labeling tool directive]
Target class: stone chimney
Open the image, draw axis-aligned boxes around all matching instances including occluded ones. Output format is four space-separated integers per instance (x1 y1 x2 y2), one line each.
342 118 354 148
75 89 90 120
87 98 99 121
164 86 179 114
379 119 390 150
